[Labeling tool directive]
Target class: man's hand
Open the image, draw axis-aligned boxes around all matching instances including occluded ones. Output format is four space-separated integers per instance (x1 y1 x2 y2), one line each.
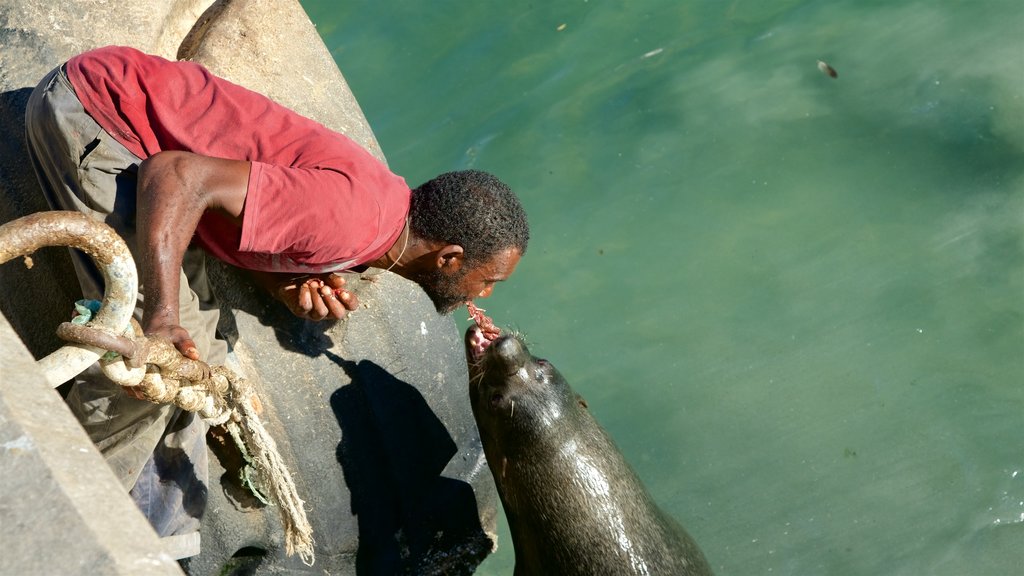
276 273 359 321
129 315 201 401
143 305 201 360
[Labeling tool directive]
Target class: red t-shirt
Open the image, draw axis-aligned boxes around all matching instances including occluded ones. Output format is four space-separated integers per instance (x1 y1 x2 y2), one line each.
65 46 410 274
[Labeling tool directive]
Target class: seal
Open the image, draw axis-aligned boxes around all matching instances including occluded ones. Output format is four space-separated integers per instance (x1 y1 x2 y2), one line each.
465 327 714 576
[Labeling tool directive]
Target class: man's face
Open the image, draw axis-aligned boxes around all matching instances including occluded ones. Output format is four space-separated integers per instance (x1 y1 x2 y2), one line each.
418 247 522 314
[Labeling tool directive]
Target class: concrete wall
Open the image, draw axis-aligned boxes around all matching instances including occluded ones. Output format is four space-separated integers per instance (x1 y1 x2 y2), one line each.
0 313 184 575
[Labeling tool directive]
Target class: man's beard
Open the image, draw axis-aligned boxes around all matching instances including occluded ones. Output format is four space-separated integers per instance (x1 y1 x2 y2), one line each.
416 267 469 314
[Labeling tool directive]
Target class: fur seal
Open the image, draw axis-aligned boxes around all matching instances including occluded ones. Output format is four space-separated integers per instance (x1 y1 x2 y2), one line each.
465 328 714 575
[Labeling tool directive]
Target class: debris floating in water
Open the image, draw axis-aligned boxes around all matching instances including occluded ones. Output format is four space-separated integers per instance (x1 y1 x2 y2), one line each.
817 60 838 79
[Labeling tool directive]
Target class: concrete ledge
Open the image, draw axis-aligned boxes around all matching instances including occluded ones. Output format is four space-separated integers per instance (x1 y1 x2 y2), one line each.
0 313 183 576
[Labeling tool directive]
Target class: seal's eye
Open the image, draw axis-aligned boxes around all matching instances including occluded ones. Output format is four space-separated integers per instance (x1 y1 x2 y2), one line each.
533 359 552 384
490 392 504 407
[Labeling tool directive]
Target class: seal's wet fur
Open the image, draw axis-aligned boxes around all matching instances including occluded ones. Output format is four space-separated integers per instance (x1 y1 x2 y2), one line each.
466 329 713 576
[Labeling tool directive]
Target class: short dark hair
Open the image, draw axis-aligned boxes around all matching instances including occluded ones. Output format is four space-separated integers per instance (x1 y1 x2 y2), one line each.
409 170 529 265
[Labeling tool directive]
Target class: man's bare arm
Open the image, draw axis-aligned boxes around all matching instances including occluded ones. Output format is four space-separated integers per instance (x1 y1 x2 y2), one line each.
136 151 249 359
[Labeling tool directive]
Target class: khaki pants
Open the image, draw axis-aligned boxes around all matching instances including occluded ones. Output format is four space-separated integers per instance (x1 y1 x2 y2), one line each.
24 64 227 554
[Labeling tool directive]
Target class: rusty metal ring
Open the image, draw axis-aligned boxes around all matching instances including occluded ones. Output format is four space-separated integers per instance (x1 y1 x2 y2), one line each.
56 322 139 359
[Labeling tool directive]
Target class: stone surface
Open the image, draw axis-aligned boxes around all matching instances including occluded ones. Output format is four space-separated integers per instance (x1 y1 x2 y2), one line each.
0 0 211 87
0 313 184 576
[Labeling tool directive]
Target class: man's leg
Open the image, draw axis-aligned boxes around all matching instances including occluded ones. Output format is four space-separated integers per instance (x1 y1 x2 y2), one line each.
24 64 223 555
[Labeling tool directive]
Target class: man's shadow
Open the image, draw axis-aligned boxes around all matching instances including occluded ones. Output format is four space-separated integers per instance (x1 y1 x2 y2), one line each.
327 352 491 575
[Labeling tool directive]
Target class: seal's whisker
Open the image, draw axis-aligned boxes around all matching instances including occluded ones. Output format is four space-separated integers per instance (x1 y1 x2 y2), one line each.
510 400 515 418
469 370 487 387
507 328 529 345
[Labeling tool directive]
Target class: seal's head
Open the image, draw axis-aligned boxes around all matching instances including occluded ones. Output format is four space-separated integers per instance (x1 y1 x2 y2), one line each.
464 327 582 458
463 327 715 576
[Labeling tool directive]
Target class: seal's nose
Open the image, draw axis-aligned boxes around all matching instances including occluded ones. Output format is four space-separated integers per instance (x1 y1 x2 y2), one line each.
491 335 527 373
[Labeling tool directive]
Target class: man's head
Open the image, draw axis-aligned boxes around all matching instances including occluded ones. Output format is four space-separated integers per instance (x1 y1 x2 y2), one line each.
407 170 529 313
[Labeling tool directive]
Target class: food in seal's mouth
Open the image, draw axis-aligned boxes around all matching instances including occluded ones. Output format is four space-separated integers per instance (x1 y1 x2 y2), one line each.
466 302 500 362
467 301 500 340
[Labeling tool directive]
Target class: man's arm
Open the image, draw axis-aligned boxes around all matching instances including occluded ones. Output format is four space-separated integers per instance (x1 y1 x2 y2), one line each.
136 151 248 359
136 152 358 360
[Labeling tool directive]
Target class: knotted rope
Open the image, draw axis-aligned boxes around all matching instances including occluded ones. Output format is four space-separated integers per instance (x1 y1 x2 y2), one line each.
1 212 314 564
60 305 316 565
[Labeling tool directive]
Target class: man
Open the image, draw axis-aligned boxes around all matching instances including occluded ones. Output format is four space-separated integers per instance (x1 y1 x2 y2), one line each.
24 45 529 558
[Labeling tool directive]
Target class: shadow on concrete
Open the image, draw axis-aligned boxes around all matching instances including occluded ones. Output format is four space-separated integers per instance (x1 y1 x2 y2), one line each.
329 354 490 575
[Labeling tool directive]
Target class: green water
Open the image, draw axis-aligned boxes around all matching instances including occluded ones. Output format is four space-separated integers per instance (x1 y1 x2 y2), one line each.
302 1 1024 574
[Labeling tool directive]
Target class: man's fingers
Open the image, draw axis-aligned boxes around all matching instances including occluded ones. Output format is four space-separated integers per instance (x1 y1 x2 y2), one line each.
306 284 329 320
298 282 314 312
288 276 357 321
322 288 346 319
325 273 346 290
145 322 201 361
177 338 200 360
338 289 359 311
322 285 360 318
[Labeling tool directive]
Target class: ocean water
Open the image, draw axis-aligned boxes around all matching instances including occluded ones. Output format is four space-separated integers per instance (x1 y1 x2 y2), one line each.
301 1 1024 574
